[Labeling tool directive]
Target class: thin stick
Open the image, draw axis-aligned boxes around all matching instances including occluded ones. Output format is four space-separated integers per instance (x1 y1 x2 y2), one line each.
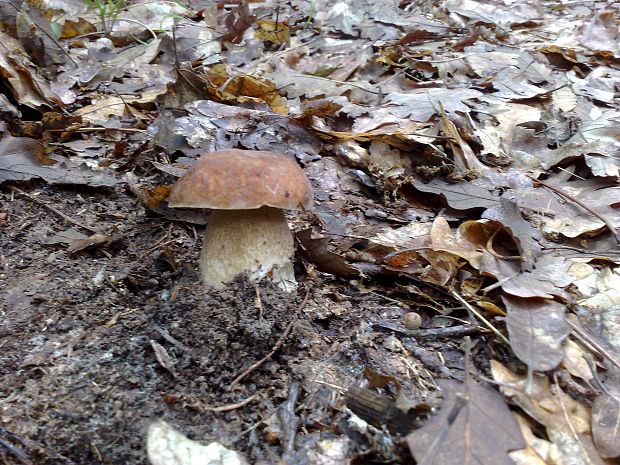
194 393 259 412
228 288 311 390
10 187 98 234
373 321 485 340
567 318 620 371
525 173 620 245
47 127 146 133
450 290 511 346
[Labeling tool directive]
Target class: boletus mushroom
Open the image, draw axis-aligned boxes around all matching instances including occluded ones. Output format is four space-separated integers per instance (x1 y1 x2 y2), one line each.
168 149 313 292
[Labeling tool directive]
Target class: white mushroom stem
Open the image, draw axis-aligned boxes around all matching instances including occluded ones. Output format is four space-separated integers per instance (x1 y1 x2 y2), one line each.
199 206 297 292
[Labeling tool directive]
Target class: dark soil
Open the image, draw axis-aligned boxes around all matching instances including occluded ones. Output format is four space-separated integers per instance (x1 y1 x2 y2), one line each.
0 184 464 464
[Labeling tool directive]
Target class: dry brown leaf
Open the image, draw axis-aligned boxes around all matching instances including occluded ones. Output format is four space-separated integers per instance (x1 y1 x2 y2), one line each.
592 372 620 458
59 18 96 39
409 176 499 211
0 129 119 187
502 295 570 372
0 30 57 107
255 20 290 46
406 378 525 465
482 253 574 299
207 64 288 115
491 361 611 465
482 197 542 271
429 216 485 269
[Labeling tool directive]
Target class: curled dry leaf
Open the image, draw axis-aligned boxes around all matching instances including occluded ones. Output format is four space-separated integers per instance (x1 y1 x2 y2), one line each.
207 64 288 115
0 30 58 107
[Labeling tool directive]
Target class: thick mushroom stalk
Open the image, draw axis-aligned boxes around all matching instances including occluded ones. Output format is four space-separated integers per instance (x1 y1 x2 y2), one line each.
200 206 296 292
168 149 313 292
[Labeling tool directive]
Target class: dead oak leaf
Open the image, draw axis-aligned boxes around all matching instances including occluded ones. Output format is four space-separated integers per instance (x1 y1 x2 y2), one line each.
502 294 571 372
0 30 58 108
407 378 525 465
409 176 499 211
592 371 620 458
481 251 574 299
492 361 608 465
516 178 620 239
0 128 118 187
482 196 542 271
207 64 287 115
385 88 483 123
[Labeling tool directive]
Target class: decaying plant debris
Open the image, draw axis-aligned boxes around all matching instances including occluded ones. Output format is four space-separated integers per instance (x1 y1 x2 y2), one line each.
1 0 620 464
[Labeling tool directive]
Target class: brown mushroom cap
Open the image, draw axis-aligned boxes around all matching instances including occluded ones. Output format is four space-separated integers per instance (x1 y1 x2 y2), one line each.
168 149 313 210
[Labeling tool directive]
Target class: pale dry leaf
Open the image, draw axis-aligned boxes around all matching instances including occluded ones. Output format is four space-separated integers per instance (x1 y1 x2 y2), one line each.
552 86 578 112
147 420 247 465
585 153 620 179
325 0 364 36
370 222 432 249
561 339 594 382
111 0 189 36
509 414 552 465
430 216 484 269
385 88 483 123
515 178 620 240
576 11 620 55
491 361 610 465
577 267 620 315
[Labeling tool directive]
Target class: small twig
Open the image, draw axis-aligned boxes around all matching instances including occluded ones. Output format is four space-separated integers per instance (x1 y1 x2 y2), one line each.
47 127 147 134
228 288 311 390
182 392 259 413
567 318 620 371
10 187 98 234
450 290 511 346
373 321 485 340
278 382 300 456
525 173 620 245
200 393 259 412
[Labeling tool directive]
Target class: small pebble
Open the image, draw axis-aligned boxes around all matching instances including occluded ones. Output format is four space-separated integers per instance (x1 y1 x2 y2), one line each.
403 312 422 330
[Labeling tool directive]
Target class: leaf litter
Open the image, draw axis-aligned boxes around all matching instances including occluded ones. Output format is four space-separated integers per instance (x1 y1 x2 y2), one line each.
1 0 620 464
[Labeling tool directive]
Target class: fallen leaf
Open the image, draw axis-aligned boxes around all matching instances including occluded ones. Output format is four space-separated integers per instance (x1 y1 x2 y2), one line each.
491 361 609 465
407 378 525 465
147 420 247 465
592 371 620 458
0 129 119 187
502 295 570 372
385 88 483 123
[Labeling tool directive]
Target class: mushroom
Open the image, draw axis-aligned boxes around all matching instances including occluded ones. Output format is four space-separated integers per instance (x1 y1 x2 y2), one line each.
168 149 313 292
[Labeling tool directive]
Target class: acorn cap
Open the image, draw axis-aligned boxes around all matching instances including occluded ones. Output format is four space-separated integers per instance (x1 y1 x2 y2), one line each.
168 149 313 211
